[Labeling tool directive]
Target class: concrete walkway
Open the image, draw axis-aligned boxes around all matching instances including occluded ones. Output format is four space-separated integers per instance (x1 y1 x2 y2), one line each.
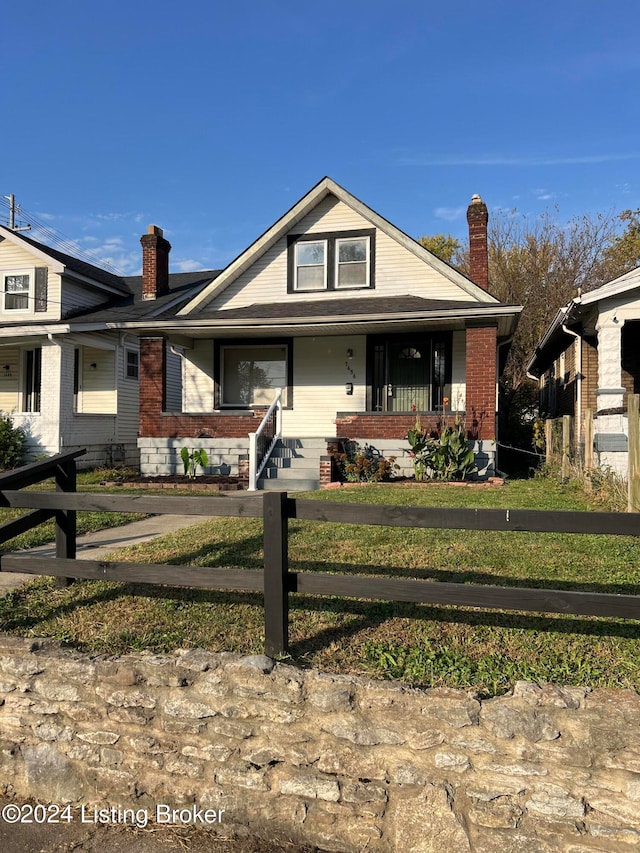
0 514 203 595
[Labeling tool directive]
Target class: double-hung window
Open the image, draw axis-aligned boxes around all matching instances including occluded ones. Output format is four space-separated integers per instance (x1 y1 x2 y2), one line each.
335 236 369 288
294 240 327 292
288 229 374 293
3 271 31 312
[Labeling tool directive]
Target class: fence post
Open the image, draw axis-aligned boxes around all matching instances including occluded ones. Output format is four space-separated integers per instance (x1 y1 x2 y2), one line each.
55 457 77 587
263 490 289 657
628 394 640 513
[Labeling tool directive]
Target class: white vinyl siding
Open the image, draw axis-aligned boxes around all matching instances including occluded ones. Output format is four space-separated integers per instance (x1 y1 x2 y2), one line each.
78 346 116 413
451 330 467 412
183 340 214 412
281 336 367 436
0 241 61 321
0 347 20 412
206 195 476 311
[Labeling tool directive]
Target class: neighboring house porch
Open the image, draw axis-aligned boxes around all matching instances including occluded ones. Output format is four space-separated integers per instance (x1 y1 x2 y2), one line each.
528 266 640 476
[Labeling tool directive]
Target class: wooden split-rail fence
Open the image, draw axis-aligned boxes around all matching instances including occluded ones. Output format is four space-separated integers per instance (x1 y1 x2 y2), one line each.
0 450 639 656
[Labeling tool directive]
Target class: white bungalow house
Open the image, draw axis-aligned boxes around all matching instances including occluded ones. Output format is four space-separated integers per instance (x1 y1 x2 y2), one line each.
98 177 521 488
527 265 640 476
0 223 215 467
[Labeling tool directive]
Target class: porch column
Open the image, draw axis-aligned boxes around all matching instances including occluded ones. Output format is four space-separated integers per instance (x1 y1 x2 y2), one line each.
595 319 624 412
139 337 166 437
465 325 497 440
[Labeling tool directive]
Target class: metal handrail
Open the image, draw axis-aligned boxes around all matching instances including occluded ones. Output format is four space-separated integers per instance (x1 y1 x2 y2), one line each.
248 388 284 491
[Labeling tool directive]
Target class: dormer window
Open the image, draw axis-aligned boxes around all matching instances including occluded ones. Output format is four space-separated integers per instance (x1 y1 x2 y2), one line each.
294 240 327 291
3 271 31 312
336 236 369 288
288 229 375 293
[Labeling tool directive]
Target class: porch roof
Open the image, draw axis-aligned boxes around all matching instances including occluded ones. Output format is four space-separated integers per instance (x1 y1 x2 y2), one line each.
87 294 520 339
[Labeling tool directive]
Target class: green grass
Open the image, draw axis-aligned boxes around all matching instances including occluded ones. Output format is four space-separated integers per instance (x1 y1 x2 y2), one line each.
1 476 639 697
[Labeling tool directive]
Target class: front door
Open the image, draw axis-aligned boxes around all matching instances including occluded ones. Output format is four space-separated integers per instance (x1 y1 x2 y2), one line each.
370 334 451 412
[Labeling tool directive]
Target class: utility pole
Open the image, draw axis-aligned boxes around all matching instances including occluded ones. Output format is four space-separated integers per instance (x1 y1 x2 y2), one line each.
3 194 31 232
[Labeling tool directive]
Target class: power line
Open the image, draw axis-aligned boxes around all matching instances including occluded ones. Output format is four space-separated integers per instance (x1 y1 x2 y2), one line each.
0 195 127 276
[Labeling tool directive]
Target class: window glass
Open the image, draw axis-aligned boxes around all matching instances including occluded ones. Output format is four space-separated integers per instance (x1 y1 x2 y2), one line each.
222 346 287 406
5 274 30 310
126 350 139 379
295 241 326 291
336 238 368 287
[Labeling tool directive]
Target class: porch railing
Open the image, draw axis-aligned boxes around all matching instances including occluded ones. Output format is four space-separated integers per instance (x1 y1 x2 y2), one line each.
248 387 284 491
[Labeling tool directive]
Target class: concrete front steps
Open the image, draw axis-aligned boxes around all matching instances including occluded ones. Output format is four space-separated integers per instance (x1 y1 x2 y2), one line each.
258 437 325 492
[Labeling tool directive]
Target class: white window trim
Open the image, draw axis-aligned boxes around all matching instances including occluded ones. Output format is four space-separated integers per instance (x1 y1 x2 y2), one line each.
220 343 288 407
293 239 328 292
3 268 35 314
334 235 370 290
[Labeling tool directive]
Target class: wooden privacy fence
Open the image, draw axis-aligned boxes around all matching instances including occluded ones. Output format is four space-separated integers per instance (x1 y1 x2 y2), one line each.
1 450 640 656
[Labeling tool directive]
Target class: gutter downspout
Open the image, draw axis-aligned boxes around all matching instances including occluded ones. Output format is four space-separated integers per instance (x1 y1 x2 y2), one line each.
562 323 582 450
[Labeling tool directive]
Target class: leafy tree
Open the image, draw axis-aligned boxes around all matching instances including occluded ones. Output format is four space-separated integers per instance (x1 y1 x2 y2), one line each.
421 207 640 449
419 233 462 266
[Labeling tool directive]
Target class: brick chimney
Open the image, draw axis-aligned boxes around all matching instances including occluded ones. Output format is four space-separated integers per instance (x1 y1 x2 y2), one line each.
141 225 171 300
466 194 489 291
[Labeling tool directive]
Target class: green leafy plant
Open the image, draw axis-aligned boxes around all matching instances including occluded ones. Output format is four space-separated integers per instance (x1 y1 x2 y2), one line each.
180 447 209 478
337 440 398 483
0 412 28 470
407 417 477 481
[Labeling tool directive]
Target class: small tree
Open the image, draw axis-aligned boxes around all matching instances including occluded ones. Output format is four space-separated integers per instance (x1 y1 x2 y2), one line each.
0 413 28 470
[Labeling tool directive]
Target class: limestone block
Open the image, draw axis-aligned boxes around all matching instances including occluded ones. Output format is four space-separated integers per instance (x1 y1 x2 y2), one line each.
22 743 84 802
386 784 471 852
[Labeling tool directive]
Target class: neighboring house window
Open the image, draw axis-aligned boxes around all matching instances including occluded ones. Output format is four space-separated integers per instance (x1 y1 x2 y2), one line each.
219 344 289 407
3 270 32 312
23 348 41 412
288 230 375 292
125 349 139 380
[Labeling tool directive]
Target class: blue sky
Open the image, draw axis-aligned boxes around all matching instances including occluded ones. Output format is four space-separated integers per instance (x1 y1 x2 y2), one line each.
3 1 638 275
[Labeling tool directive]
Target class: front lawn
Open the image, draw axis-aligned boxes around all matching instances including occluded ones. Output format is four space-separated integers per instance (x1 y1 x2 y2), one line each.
1 476 639 697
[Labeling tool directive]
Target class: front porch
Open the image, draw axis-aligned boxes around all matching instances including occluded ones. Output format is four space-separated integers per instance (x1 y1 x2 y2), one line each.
137 325 500 486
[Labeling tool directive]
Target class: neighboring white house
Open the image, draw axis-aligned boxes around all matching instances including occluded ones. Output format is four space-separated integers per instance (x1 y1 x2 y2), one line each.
0 223 216 467
527 265 640 476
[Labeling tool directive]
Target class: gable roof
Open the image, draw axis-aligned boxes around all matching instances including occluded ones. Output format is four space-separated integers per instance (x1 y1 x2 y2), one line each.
177 177 501 316
0 226 131 296
527 265 640 378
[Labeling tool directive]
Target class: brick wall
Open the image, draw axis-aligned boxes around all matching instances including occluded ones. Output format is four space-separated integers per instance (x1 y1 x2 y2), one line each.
335 413 458 440
139 338 264 439
465 326 496 439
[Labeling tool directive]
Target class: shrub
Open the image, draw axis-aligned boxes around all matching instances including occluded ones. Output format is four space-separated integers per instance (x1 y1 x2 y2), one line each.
0 413 28 470
407 417 477 481
337 441 399 483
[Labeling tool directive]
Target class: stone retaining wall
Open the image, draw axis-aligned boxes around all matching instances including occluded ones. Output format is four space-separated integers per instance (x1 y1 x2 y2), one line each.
0 637 639 852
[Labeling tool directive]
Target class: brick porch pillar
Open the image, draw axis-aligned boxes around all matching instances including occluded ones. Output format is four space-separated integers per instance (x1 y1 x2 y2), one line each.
140 337 166 436
465 325 497 440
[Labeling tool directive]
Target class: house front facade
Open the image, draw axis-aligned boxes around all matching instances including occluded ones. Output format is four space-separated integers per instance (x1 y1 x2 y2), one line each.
527 266 640 476
120 179 521 487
